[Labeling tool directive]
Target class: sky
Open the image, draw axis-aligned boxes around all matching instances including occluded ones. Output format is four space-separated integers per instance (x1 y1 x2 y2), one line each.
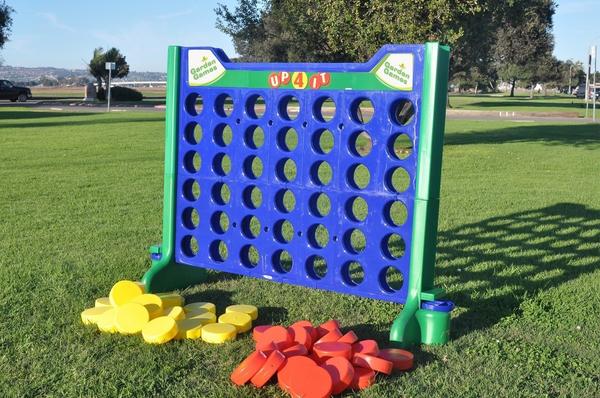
1 0 599 72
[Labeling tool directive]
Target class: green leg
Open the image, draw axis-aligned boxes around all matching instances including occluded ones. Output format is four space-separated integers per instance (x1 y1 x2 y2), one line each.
142 247 207 293
389 300 421 347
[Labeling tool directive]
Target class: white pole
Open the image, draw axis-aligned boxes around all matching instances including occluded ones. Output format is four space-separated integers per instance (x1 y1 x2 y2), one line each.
107 68 112 112
586 49 591 118
593 46 597 122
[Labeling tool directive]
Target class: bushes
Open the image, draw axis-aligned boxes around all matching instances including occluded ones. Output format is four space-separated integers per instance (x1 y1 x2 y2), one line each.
97 86 143 101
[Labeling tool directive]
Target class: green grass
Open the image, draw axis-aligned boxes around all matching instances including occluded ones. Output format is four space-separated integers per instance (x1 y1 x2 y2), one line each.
1 108 599 397
449 94 599 117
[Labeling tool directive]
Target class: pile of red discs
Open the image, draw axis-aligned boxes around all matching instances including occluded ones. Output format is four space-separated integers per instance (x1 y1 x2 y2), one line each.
230 319 414 397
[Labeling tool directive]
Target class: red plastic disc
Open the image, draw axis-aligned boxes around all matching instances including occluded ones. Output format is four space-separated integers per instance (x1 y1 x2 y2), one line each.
313 342 352 360
250 350 286 388
255 325 293 351
337 330 359 345
278 356 333 398
314 328 342 345
352 339 380 356
277 356 318 392
350 366 376 390
230 350 267 386
288 324 313 350
252 325 272 341
282 343 308 358
321 356 355 394
290 320 318 342
316 319 340 337
352 353 393 375
378 348 414 371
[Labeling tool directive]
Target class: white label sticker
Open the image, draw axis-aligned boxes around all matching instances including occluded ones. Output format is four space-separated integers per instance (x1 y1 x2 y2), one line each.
373 53 413 91
188 49 226 86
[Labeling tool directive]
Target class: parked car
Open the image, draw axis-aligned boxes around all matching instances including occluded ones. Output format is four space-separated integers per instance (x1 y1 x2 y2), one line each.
0 80 32 102
574 84 600 99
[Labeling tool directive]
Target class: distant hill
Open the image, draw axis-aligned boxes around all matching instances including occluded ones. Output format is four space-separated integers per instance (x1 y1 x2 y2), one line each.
0 65 166 86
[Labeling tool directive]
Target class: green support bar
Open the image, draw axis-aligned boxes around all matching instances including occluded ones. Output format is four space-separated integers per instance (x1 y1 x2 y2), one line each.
142 46 207 293
389 43 450 346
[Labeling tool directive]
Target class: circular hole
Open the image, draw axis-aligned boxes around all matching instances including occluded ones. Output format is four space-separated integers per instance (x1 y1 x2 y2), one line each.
311 160 333 186
352 98 374 124
391 99 415 126
344 228 366 254
312 129 334 154
184 151 201 173
309 224 329 249
314 97 335 122
242 215 261 239
386 201 408 226
278 127 298 152
245 126 265 149
246 95 266 119
348 164 370 190
209 240 228 262
381 266 404 292
182 207 200 229
389 134 413 160
273 249 293 273
183 179 201 201
268 120 273 126
309 192 331 217
274 219 294 243
213 153 232 176
383 233 406 259
181 235 199 257
387 167 410 193
240 244 259 268
210 211 230 234
242 185 262 209
185 122 202 145
338 123 344 130
342 261 364 286
350 131 372 157
211 182 231 205
216 94 234 117
236 118 241 124
346 196 368 222
306 255 327 279
276 158 297 183
302 121 308 128
185 94 203 116
279 95 300 121
214 124 233 147
275 189 296 213
243 155 263 179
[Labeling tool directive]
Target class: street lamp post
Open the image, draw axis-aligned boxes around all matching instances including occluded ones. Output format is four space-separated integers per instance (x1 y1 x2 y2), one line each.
105 62 116 112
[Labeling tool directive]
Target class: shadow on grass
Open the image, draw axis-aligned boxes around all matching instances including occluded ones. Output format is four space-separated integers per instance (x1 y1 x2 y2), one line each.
436 203 600 339
1 116 162 130
455 96 584 110
445 123 600 149
0 110 97 120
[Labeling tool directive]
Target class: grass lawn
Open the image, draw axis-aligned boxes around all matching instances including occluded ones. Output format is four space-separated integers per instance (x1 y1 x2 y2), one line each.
0 108 599 397
29 86 166 106
449 94 599 118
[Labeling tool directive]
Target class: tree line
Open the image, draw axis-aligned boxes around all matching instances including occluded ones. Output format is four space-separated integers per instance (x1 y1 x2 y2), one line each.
216 0 584 96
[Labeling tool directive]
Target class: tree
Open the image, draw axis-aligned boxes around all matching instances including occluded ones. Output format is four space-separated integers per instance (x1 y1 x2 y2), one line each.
493 0 556 96
88 47 130 91
0 0 14 59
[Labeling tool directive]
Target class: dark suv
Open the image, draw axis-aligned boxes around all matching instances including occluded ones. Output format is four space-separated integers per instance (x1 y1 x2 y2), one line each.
0 80 32 102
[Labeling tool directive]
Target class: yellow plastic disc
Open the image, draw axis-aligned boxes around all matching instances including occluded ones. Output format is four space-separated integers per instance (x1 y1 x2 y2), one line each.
131 294 164 318
187 310 217 325
109 280 144 306
175 318 204 340
156 293 184 308
97 308 117 333
218 312 252 333
163 306 186 320
184 302 216 314
94 297 112 308
141 316 178 344
201 323 237 344
115 303 150 335
81 306 111 325
226 304 258 321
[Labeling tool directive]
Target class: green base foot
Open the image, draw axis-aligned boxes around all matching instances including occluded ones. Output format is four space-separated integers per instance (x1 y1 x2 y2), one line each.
390 305 452 346
142 259 207 293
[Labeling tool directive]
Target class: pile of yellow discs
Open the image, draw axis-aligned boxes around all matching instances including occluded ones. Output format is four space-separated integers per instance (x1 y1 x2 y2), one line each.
80 280 258 344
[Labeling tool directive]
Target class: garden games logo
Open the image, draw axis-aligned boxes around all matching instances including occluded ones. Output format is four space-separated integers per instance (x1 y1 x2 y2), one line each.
188 50 226 86
373 53 413 91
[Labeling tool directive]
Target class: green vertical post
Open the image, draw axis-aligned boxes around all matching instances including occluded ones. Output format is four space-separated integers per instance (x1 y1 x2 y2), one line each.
389 42 450 346
142 46 207 292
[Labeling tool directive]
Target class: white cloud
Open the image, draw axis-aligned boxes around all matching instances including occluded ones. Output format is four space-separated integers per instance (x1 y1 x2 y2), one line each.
38 12 76 33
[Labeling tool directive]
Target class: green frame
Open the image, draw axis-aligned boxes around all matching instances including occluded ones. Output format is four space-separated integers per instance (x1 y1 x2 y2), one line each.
143 43 450 345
